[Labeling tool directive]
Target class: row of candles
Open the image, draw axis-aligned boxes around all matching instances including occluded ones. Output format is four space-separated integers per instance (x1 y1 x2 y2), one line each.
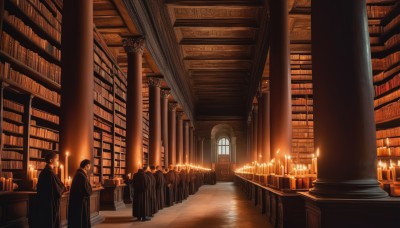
175 163 212 171
0 173 14 191
377 160 400 182
235 149 319 177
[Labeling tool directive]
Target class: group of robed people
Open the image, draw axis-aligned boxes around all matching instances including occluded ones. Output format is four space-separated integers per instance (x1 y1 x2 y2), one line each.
129 165 217 221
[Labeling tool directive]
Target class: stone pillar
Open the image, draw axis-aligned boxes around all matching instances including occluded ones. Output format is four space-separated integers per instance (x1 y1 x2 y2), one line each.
161 88 170 167
252 105 258 162
309 0 387 198
168 102 178 166
148 76 162 167
123 36 145 174
247 115 252 163
269 0 292 157
257 95 263 163
189 126 194 164
201 138 204 166
183 121 190 164
176 112 184 164
261 92 270 163
231 137 237 163
60 0 93 174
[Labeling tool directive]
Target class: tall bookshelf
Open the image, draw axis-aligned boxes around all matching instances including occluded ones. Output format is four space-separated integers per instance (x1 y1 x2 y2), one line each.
369 2 400 165
290 54 314 163
143 113 149 168
92 28 127 184
0 0 62 189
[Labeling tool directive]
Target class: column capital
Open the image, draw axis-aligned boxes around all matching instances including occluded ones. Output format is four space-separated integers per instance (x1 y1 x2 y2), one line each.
122 36 145 54
161 88 171 99
177 111 184 119
168 102 178 111
147 76 162 87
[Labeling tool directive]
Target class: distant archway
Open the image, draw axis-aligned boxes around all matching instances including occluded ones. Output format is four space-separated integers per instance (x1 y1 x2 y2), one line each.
211 124 236 181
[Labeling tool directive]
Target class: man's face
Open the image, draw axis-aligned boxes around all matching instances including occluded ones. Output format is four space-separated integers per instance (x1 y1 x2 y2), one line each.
84 164 91 172
51 155 59 165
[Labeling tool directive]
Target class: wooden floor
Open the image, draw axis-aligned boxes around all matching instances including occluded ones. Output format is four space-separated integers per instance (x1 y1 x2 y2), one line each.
94 182 273 228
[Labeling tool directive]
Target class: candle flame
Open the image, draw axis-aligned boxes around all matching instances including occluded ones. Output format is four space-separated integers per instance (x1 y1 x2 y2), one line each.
66 151 69 156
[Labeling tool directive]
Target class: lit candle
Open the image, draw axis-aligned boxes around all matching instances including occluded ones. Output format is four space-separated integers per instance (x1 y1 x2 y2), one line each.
65 151 69 184
377 167 382 181
54 161 59 175
68 176 72 187
60 165 64 184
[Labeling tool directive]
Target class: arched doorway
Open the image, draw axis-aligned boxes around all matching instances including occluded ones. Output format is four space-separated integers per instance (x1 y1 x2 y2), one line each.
211 124 236 181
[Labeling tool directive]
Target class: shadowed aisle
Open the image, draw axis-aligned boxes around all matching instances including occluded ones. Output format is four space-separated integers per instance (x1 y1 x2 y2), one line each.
94 182 273 228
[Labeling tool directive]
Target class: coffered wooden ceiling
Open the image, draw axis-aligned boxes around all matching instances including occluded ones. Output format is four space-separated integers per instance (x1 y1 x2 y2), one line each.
94 0 397 121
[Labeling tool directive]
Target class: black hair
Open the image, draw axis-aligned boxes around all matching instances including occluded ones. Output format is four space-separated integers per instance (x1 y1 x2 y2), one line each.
150 165 156 170
80 159 91 168
45 152 57 164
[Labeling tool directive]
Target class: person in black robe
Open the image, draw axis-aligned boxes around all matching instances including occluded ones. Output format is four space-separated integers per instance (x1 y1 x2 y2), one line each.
153 166 166 210
131 169 149 221
165 165 176 206
68 159 93 228
145 167 157 215
34 152 66 228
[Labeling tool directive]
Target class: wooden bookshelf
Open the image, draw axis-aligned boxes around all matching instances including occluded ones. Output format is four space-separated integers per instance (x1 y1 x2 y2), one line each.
370 2 400 164
290 54 314 163
0 0 61 189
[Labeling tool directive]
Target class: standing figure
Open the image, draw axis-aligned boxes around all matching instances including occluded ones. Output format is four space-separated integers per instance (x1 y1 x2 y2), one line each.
131 169 149 221
35 152 66 228
153 166 166 210
68 159 93 228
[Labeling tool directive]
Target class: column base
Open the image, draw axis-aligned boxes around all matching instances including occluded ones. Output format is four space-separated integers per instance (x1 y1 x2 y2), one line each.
309 179 388 199
300 192 400 228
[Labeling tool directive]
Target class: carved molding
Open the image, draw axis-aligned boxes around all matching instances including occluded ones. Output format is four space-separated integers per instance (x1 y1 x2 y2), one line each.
177 111 184 119
168 102 178 111
122 36 145 54
161 88 171 98
147 77 162 87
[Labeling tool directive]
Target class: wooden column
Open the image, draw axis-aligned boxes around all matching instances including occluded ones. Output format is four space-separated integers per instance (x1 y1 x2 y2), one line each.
60 0 94 174
269 0 292 158
148 76 162 167
123 36 145 174
183 121 190 164
261 92 270 163
189 126 194 164
168 102 178 165
176 112 184 164
161 89 170 167
257 95 263 163
252 105 258 162
309 0 387 198
247 116 252 163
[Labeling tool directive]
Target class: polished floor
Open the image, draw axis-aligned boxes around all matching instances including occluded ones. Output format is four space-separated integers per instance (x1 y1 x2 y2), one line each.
94 182 273 228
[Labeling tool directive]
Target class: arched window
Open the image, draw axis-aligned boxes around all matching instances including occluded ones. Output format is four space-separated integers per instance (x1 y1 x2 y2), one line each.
217 137 230 155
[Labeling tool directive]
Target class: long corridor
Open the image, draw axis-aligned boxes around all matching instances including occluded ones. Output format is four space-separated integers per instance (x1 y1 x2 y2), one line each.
94 182 273 228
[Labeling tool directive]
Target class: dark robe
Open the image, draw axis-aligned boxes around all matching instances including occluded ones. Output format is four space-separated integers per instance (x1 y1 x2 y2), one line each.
34 164 66 228
153 170 165 210
131 170 148 219
165 170 176 206
179 170 186 201
145 171 157 215
68 169 92 228
174 170 181 203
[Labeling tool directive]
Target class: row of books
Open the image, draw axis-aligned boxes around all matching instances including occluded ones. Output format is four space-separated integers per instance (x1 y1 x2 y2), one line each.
103 152 112 159
94 158 100 166
376 126 400 138
292 83 312 89
2 134 23 146
93 140 101 148
114 169 126 175
293 132 314 139
10 0 61 42
2 150 23 160
102 168 112 175
115 126 126 137
114 74 127 91
94 77 113 97
292 75 312 81
374 73 400 96
366 4 394 19
94 53 112 78
115 115 126 128
377 137 400 147
4 13 61 60
30 125 59 141
94 62 113 85
0 62 60 103
3 99 24 113
94 43 113 73
4 110 22 123
29 148 42 158
292 89 313 95
3 121 23 134
114 153 126 160
375 100 400 123
27 0 61 29
94 118 112 132
293 120 314 126
292 113 313 120
372 51 400 70
2 160 23 169
102 133 113 143
290 54 311 61
31 108 59 124
383 14 400 34
292 98 313 106
115 85 126 101
1 32 61 84
29 137 58 150
377 147 400 157
369 24 382 35
115 99 126 115
94 104 113 123
94 91 113 111
30 160 46 169
103 160 112 167
34 0 62 22
115 138 126 147
374 84 400 107
291 69 312 75
385 33 400 49
373 65 400 84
